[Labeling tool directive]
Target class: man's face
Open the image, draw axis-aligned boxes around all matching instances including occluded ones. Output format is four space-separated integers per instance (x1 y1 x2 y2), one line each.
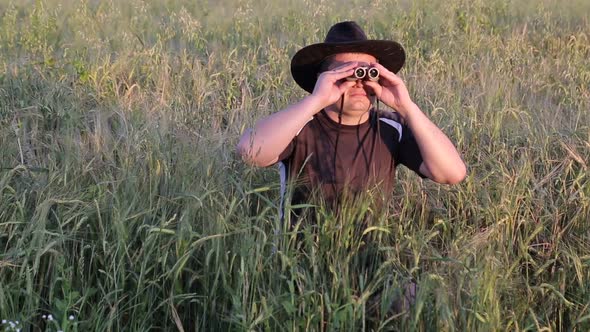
324 52 378 115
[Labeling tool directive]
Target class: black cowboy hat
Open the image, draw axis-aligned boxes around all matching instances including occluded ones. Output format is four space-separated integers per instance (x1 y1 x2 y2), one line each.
290 21 405 93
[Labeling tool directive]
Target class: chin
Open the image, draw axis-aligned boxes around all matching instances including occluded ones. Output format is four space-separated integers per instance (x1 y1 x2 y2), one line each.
347 102 371 112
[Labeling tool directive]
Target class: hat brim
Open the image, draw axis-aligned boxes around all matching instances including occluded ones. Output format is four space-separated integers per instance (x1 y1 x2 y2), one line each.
290 40 405 93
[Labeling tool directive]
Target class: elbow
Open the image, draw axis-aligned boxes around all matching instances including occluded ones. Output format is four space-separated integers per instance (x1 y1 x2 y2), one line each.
236 133 253 164
444 162 467 185
236 140 258 166
235 137 274 167
422 161 467 185
235 142 252 164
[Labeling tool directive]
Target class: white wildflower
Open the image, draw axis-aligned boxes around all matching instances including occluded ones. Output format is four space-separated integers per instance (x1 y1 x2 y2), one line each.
1 319 6 323
69 315 75 320
47 314 53 321
42 314 47 319
9 321 15 328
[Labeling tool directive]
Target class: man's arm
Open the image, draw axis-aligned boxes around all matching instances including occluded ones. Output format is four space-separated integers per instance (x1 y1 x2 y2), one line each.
236 96 321 167
365 63 467 184
236 62 358 167
402 103 467 184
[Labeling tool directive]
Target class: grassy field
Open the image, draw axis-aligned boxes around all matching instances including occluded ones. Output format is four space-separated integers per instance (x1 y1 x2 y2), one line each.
0 0 589 330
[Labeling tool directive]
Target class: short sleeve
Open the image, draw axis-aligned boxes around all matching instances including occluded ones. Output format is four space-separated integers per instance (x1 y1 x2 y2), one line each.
398 125 426 177
274 116 314 165
278 139 295 162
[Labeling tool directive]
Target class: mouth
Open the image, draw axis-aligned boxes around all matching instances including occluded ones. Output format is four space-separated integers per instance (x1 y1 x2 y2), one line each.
349 91 367 97
347 87 372 98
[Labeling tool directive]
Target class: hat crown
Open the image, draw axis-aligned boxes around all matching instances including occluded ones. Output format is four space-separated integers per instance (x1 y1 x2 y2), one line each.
324 21 368 43
291 21 405 93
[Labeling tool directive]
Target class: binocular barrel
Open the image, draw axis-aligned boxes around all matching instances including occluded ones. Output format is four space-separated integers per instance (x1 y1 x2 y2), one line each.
347 66 379 81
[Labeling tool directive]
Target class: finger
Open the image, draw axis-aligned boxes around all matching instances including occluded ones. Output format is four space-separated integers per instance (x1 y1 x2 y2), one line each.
314 69 355 96
337 80 356 93
370 62 393 76
329 61 358 72
319 64 357 80
371 63 403 85
363 81 382 97
318 63 356 79
322 67 356 82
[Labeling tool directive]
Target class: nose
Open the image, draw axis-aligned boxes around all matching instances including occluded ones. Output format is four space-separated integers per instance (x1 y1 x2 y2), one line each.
352 79 365 87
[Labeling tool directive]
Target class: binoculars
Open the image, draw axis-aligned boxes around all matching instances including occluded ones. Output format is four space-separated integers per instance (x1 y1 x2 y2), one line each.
347 66 380 81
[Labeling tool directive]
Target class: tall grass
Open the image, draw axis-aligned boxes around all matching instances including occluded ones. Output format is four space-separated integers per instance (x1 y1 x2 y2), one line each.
0 0 589 330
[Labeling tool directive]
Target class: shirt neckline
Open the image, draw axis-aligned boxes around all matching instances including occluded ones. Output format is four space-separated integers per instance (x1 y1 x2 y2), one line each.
318 109 374 132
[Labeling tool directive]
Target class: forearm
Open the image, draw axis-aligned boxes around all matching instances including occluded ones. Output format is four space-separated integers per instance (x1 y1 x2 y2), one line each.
402 103 467 184
237 95 322 166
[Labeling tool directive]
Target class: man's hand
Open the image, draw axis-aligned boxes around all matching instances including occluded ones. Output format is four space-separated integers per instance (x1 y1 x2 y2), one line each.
364 62 415 118
310 62 359 110
364 63 466 184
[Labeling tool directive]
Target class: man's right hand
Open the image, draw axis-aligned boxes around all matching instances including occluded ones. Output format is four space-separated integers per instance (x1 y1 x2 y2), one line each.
236 62 359 167
309 62 358 110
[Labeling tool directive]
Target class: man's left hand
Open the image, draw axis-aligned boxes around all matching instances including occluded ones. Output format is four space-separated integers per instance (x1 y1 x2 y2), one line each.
364 63 414 118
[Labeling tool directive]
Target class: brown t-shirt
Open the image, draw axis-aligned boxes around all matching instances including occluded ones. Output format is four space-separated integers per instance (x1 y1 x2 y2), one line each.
277 109 424 211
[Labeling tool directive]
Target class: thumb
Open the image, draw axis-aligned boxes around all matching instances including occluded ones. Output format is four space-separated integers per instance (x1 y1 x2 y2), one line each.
338 80 356 94
364 81 382 97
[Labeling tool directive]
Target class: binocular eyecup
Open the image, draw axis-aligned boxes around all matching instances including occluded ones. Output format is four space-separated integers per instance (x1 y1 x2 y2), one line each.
346 66 379 82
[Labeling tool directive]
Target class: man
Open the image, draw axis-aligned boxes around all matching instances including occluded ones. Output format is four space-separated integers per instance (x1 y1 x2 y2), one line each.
237 21 466 215
237 21 467 319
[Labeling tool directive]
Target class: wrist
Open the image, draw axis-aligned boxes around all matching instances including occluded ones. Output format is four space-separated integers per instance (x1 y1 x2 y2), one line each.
302 94 327 115
397 102 421 121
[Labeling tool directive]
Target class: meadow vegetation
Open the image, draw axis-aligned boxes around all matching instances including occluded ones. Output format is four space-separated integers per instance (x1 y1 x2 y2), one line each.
0 0 589 330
